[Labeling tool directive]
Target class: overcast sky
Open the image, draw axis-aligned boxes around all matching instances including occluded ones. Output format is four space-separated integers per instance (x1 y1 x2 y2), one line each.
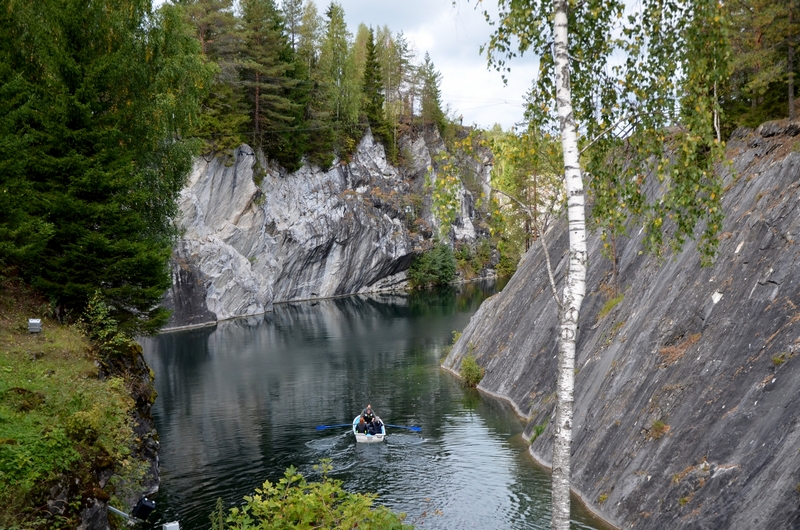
333 0 538 130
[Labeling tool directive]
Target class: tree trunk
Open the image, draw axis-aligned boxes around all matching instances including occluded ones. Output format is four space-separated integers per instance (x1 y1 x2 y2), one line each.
550 0 587 529
790 7 796 121
254 72 261 136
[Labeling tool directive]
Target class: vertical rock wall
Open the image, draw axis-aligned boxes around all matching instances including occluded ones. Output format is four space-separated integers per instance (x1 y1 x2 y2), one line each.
442 122 800 529
164 129 487 329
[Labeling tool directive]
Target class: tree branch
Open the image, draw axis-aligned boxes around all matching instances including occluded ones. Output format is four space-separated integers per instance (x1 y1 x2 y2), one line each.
488 183 563 310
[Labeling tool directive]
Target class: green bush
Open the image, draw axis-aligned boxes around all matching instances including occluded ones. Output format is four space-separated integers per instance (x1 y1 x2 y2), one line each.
460 354 484 387
530 418 549 443
209 461 411 530
408 244 456 289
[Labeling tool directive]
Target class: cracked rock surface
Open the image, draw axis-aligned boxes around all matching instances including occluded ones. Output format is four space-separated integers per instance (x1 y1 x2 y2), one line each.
163 129 486 328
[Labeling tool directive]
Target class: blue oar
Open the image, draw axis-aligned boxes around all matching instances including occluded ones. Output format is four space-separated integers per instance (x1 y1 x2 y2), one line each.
385 424 422 432
315 423 352 431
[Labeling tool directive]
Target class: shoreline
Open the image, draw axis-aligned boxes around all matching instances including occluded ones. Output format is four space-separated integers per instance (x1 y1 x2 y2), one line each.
158 274 503 333
440 363 620 530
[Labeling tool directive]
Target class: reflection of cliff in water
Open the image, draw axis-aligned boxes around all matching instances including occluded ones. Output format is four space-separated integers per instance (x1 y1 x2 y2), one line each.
140 281 506 528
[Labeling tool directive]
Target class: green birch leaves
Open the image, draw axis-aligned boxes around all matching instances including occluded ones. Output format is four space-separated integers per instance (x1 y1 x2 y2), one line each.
480 0 732 264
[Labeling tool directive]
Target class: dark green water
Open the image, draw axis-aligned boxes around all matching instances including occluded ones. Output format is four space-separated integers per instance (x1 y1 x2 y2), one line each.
140 281 607 529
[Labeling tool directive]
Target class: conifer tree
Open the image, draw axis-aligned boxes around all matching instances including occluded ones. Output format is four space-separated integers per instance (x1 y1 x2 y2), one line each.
179 0 249 153
240 0 303 168
361 27 394 159
419 52 445 132
0 0 212 332
725 0 799 126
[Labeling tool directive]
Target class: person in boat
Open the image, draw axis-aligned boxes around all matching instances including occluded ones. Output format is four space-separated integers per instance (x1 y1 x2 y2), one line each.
356 416 368 434
361 404 383 435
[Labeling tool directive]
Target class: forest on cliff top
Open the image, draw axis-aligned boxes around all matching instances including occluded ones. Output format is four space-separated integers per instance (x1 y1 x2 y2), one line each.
1 0 796 332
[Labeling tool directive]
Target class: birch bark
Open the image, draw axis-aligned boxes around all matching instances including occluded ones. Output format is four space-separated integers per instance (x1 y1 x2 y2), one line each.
551 0 587 528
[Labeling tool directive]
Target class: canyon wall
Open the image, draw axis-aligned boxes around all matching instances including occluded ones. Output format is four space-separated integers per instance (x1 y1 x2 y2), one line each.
443 121 800 529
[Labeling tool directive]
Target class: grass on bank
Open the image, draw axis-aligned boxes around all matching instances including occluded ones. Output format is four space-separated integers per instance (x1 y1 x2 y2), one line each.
0 279 141 529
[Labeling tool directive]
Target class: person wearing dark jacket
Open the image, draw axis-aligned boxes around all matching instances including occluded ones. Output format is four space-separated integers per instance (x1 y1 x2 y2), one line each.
361 404 382 434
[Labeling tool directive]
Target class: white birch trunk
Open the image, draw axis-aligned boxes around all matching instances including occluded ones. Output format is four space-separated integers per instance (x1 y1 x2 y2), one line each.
551 0 587 529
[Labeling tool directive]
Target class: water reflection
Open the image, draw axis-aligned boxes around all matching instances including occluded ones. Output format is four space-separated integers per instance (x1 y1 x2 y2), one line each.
141 281 605 530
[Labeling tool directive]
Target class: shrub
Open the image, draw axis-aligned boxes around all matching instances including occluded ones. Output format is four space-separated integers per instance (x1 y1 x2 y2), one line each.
209 461 410 530
460 354 484 387
408 244 456 288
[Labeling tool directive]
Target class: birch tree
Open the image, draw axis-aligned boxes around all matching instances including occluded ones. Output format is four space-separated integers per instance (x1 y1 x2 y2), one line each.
478 1 731 528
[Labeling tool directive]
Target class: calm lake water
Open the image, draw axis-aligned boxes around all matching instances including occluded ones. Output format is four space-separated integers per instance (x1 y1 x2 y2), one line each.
140 281 607 529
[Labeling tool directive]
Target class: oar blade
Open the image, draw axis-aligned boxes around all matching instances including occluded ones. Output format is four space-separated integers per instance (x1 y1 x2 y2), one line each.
315 423 351 431
385 424 422 432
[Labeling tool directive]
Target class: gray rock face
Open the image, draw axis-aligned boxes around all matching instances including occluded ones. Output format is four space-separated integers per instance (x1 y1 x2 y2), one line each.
165 130 486 328
442 121 800 529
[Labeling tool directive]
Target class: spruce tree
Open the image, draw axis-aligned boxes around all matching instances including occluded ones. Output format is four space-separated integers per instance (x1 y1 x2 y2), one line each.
724 0 799 127
179 0 249 153
419 52 445 133
361 27 395 160
0 0 212 332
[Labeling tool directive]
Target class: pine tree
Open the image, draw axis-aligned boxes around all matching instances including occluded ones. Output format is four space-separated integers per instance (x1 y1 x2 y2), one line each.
724 0 799 127
240 0 303 168
178 0 249 154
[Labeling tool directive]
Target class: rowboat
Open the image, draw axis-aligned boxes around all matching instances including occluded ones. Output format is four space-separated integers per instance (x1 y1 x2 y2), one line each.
353 415 385 443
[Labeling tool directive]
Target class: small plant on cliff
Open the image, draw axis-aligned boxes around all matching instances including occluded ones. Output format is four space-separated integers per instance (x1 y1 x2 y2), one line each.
598 292 625 320
530 418 549 443
441 330 463 359
649 419 670 440
460 353 484 387
773 353 787 366
209 460 410 529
